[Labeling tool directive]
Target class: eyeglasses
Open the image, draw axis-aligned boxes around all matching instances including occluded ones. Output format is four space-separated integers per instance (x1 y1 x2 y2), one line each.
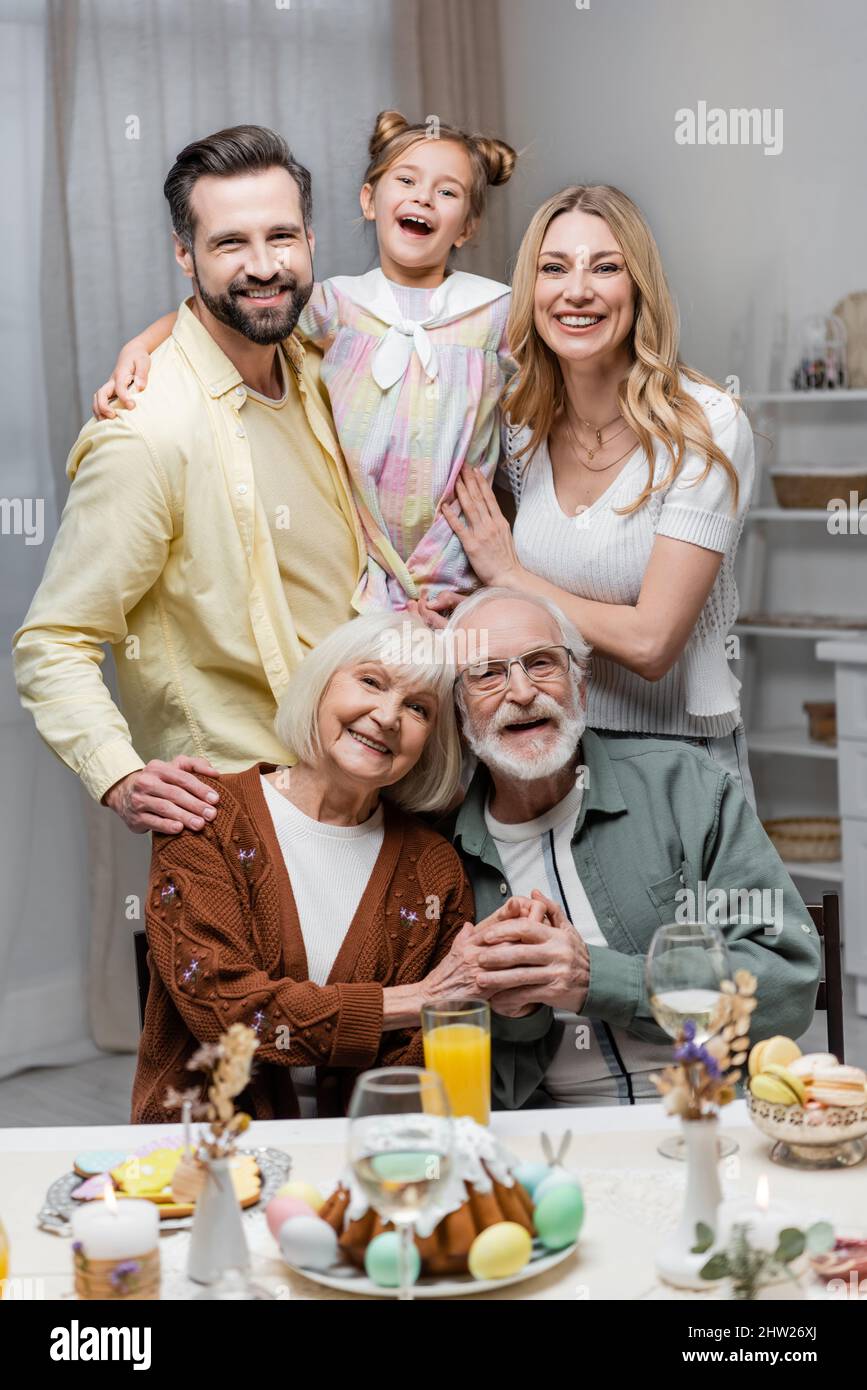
456 645 575 696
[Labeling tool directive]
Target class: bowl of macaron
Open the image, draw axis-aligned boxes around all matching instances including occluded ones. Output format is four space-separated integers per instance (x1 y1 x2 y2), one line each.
746 1036 867 1168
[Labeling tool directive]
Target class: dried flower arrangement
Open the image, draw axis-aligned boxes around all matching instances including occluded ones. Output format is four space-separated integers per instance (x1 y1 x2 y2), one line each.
162 1023 259 1195
650 970 758 1120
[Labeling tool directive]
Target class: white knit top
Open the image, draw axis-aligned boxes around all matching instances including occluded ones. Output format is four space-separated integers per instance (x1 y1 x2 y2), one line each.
500 376 755 737
260 776 385 1116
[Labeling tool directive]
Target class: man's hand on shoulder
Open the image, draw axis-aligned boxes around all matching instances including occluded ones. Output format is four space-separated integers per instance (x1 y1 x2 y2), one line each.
102 755 221 835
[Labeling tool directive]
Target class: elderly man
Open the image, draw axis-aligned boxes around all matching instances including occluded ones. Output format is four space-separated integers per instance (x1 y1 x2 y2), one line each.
446 587 822 1108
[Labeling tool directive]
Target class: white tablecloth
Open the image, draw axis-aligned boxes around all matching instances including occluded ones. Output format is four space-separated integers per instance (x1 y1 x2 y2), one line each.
2 1101 866 1300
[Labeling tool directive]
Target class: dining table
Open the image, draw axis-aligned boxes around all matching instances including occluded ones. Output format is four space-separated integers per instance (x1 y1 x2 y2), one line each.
2 1099 866 1300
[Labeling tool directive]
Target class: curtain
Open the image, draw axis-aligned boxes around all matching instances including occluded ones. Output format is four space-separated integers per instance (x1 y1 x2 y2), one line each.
0 0 102 1081
2 0 507 1074
394 0 510 280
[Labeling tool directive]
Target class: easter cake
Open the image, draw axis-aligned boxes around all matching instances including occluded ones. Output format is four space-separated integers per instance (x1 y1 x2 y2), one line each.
318 1117 534 1277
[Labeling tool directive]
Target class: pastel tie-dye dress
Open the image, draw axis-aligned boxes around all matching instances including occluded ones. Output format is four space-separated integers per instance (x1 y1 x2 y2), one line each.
297 267 513 612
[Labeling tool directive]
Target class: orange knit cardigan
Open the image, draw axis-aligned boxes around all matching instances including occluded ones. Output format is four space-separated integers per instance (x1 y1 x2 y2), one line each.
132 763 475 1122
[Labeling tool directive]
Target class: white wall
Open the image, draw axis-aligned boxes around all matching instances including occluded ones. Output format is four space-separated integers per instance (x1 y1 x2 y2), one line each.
497 0 867 393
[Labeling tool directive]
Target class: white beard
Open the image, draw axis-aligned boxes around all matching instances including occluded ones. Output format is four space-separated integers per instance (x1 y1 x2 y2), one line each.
462 689 587 782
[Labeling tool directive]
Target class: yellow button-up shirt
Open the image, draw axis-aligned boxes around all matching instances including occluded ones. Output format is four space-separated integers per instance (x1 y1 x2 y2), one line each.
12 301 367 803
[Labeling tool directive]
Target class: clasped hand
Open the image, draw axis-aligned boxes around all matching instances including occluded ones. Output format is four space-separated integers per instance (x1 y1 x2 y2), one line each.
424 889 590 1018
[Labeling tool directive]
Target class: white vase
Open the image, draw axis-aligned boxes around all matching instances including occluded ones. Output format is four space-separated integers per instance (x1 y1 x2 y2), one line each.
187 1157 250 1286
656 1116 724 1291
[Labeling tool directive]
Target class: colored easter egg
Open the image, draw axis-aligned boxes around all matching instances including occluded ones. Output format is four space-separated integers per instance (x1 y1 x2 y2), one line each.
266 1195 314 1240
513 1161 551 1197
278 1215 338 1271
533 1168 583 1205
364 1231 421 1288
468 1222 533 1281
534 1184 584 1251
275 1180 323 1212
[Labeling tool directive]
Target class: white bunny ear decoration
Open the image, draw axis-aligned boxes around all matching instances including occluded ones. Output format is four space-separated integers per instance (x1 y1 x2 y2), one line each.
540 1130 573 1167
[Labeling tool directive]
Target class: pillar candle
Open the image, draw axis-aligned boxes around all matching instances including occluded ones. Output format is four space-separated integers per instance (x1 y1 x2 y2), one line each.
71 1185 159 1260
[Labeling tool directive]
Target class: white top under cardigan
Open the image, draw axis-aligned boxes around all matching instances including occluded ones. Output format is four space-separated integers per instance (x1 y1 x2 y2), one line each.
500 376 756 737
484 780 671 1104
260 776 385 1118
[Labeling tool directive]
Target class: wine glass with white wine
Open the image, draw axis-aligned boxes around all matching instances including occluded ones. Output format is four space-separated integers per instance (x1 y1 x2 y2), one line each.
348 1067 453 1300
646 921 739 1161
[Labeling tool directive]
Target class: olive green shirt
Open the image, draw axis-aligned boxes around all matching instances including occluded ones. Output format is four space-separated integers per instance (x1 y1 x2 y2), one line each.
447 731 821 1110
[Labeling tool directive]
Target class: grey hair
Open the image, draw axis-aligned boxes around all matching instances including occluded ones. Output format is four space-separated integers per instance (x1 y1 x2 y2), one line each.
446 585 592 717
273 611 463 815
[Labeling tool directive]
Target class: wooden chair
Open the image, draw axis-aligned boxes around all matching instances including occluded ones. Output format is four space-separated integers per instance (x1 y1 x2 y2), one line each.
807 893 845 1061
133 930 150 1030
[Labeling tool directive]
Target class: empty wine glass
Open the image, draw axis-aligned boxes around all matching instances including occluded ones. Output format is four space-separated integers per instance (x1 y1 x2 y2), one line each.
347 1067 453 1301
646 922 739 1161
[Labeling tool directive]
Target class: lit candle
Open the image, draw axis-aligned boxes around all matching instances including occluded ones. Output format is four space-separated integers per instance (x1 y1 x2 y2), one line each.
715 1175 802 1255
71 1181 159 1260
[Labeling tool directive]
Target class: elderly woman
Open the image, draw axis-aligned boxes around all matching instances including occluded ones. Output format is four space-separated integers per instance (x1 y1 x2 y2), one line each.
132 611 495 1122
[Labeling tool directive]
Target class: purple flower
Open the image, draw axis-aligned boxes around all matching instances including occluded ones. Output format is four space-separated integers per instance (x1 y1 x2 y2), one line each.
673 1036 721 1078
110 1260 141 1289
682 1019 696 1043
72 1241 83 1255
182 958 200 984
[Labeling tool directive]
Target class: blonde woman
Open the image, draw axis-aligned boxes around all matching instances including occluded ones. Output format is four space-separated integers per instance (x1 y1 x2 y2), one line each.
442 185 756 804
133 611 535 1122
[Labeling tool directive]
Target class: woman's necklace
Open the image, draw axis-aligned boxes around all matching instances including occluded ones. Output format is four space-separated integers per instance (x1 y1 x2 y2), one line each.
577 409 624 448
563 412 636 473
565 406 631 461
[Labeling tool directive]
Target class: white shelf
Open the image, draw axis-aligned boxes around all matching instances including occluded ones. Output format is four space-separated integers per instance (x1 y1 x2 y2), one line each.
781 858 844 883
744 390 867 404
749 727 838 760
735 622 866 641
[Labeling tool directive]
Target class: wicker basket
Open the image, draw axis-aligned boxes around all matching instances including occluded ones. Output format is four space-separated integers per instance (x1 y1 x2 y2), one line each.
803 701 837 744
763 816 841 862
770 466 867 509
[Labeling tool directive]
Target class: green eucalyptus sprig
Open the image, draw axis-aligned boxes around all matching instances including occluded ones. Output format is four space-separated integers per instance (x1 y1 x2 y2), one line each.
692 1219 835 1299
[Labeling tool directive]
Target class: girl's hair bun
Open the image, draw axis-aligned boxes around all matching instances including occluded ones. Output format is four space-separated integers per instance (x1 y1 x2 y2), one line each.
369 109 410 161
473 135 518 187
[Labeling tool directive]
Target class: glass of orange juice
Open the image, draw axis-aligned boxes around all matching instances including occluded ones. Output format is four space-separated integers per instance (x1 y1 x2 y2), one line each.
0 1216 8 1293
421 1000 491 1125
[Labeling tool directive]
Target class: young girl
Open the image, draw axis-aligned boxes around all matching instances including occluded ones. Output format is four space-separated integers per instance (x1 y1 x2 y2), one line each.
94 110 517 615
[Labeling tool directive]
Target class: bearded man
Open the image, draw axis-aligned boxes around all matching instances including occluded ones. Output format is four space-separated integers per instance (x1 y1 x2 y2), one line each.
14 126 366 835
